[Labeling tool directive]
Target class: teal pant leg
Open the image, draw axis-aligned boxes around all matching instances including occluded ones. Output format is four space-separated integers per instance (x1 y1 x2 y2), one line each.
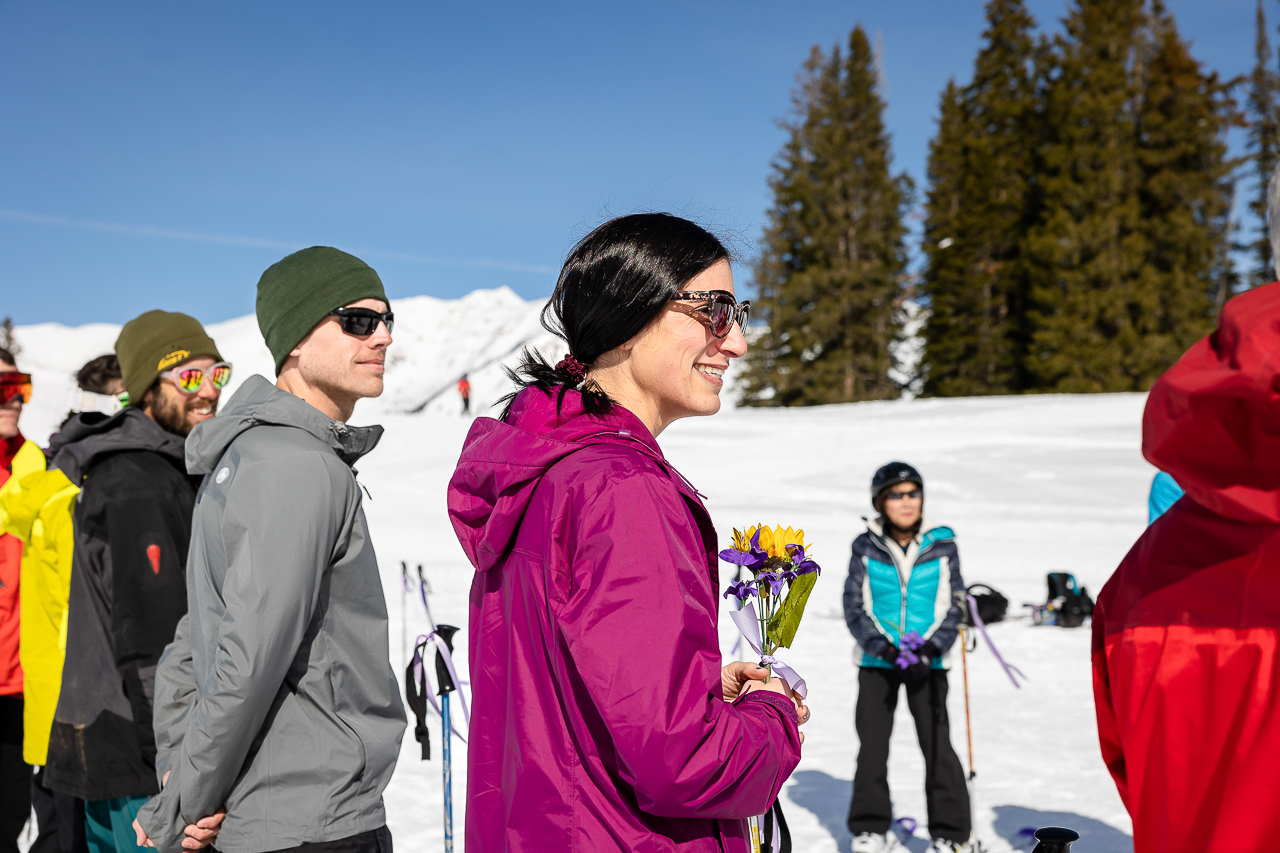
84 796 150 852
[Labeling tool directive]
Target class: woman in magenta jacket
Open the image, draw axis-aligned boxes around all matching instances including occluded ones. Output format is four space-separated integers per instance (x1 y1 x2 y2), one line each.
448 213 807 851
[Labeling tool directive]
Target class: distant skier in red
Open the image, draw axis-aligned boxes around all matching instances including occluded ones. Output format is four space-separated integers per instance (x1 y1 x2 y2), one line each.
457 374 470 415
1093 282 1280 853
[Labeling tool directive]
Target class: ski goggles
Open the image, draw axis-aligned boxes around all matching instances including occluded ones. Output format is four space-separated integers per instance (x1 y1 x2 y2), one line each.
0 372 32 405
329 306 394 337
669 290 751 338
159 362 233 394
883 488 923 501
65 388 125 415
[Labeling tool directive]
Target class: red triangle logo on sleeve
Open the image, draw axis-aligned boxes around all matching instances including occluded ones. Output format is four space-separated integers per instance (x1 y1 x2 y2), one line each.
147 544 161 575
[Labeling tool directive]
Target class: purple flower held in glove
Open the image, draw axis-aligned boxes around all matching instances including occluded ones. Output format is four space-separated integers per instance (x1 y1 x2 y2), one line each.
723 579 758 601
893 631 928 669
894 648 920 669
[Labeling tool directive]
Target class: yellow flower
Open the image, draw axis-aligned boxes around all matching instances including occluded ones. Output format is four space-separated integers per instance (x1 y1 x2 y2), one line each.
756 525 775 557
731 524 814 561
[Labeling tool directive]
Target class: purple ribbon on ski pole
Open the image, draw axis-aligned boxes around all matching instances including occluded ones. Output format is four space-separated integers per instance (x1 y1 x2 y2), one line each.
411 631 472 742
966 594 1027 689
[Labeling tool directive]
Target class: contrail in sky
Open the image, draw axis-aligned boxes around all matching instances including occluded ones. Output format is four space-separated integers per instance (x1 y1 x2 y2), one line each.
0 207 556 275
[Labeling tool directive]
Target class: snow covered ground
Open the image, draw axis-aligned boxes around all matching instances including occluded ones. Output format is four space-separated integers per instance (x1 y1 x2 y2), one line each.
12 294 1143 852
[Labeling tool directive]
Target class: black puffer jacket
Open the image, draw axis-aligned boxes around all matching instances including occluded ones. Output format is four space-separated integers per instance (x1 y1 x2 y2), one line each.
44 408 198 801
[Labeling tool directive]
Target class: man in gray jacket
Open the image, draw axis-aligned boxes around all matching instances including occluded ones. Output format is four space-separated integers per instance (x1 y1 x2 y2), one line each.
134 247 406 853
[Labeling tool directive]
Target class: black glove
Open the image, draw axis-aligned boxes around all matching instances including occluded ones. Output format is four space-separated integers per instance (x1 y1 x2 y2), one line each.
903 641 942 685
876 642 901 666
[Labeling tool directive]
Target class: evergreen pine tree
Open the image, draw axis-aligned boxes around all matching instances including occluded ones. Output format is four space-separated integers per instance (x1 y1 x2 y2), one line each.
919 0 1039 396
740 26 912 406
1130 1 1233 374
1022 0 1148 392
1246 0 1280 286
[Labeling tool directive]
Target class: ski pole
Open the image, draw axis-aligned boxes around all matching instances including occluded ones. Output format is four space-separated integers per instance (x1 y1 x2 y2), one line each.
417 563 438 632
400 562 409 675
961 626 974 779
435 625 460 853
747 815 762 853
960 626 981 851
443 692 453 852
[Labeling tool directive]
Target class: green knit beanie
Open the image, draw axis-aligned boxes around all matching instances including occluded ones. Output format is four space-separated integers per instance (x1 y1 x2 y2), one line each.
115 311 222 406
256 246 388 374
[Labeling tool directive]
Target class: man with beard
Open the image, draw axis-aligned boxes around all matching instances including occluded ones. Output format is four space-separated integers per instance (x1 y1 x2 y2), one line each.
44 312 227 852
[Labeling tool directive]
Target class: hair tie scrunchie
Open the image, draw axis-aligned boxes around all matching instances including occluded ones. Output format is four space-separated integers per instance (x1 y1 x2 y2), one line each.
556 354 589 382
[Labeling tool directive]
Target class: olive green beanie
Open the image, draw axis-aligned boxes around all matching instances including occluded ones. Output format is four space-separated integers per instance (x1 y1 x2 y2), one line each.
115 311 222 406
256 246 388 374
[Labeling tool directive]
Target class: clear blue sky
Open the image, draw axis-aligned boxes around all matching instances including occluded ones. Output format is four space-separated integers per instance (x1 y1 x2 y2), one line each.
0 0 1262 326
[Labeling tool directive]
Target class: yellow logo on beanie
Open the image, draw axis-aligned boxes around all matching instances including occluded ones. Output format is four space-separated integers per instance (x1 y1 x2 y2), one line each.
157 349 191 370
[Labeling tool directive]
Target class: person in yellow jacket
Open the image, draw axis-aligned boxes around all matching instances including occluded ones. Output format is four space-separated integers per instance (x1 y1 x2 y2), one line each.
1 353 120 853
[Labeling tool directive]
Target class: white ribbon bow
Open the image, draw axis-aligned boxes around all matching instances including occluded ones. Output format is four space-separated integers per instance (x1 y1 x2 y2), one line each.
730 603 808 699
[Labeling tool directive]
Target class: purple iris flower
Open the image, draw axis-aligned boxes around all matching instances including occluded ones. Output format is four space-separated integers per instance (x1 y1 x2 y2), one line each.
723 579 758 601
787 544 822 576
759 572 787 596
719 528 768 572
900 630 926 651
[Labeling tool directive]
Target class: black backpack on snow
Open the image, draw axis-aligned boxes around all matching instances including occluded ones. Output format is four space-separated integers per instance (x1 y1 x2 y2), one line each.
1047 572 1094 628
963 583 1008 626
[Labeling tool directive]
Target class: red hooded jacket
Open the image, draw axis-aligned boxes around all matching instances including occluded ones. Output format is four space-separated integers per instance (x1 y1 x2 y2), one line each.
1093 283 1280 852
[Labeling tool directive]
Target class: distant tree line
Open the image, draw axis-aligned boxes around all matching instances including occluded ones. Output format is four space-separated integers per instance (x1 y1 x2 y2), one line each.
742 0 1268 405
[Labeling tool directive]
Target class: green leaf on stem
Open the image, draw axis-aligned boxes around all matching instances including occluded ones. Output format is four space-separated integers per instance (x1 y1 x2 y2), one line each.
767 572 818 649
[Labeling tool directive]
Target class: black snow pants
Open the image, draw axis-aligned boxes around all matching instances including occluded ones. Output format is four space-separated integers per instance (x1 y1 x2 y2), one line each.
0 694 31 853
848 666 971 844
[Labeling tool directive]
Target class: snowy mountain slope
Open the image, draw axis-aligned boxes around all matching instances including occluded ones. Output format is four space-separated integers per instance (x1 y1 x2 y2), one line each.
9 286 563 442
11 298 1143 852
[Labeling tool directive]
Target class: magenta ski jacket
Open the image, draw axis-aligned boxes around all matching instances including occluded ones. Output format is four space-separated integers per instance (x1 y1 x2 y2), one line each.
448 386 801 852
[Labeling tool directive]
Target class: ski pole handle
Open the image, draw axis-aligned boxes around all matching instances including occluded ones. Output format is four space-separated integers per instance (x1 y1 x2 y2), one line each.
1031 826 1079 853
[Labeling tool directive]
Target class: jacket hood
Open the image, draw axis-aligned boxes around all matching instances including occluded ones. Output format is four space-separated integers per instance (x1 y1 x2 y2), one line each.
1144 282 1280 524
448 386 677 573
185 374 383 475
49 407 186 483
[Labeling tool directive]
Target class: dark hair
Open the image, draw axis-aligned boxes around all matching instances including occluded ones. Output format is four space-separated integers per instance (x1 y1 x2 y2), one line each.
77 354 122 394
501 213 730 421
0 348 14 369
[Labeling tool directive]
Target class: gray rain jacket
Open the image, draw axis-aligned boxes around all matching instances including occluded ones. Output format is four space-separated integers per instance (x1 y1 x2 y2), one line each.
135 375 406 853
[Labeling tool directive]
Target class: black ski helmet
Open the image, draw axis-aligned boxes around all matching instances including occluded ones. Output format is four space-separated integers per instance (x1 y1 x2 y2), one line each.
871 461 923 508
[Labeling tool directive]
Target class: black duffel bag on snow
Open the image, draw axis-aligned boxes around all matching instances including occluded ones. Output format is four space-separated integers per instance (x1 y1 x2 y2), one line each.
963 583 1008 626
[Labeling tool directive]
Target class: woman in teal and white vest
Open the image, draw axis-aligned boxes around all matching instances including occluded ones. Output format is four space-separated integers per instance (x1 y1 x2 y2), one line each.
842 462 972 853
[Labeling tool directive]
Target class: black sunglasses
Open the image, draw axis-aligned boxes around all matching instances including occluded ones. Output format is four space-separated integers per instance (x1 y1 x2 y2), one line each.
670 290 751 338
330 307 394 337
883 489 923 501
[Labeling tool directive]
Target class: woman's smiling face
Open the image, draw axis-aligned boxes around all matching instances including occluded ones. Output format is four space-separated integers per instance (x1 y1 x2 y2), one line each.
619 260 748 434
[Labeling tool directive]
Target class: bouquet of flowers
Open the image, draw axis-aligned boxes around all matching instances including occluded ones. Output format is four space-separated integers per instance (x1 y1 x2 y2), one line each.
719 525 821 696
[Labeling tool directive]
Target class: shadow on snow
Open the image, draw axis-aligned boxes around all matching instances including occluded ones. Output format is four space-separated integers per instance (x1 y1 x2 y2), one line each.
786 770 929 852
786 771 1132 853
991 805 1132 852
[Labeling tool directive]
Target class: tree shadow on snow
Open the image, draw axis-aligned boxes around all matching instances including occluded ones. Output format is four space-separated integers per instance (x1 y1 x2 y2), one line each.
786 770 931 853
991 805 1132 853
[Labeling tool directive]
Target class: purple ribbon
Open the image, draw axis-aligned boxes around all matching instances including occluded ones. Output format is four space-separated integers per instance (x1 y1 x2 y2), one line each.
966 594 1027 689
729 603 808 699
411 631 472 742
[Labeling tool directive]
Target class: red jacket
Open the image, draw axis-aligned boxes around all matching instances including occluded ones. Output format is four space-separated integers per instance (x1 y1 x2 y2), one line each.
1093 283 1280 852
0 432 25 695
